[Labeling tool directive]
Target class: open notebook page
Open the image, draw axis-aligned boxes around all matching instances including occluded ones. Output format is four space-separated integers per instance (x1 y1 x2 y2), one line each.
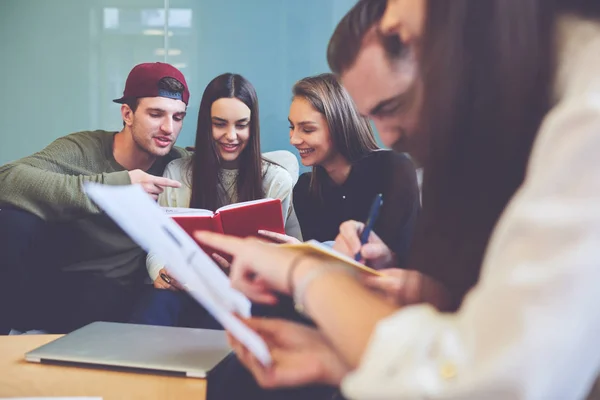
216 197 276 212
84 183 271 366
161 198 278 216
162 207 214 216
282 240 383 276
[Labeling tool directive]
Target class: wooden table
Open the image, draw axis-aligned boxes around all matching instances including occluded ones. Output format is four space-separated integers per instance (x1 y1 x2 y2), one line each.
0 335 207 399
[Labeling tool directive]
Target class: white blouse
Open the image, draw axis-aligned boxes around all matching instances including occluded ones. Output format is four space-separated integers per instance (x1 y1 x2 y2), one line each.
146 154 302 281
342 15 600 399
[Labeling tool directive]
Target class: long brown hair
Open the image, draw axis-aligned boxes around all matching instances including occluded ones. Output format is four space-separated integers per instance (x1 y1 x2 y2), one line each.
292 73 379 198
409 0 600 309
189 73 263 210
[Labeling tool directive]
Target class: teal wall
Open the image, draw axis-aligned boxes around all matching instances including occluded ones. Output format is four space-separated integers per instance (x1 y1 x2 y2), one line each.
0 0 356 165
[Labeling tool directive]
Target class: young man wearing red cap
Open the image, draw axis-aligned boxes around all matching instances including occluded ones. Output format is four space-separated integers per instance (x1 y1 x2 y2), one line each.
0 62 190 334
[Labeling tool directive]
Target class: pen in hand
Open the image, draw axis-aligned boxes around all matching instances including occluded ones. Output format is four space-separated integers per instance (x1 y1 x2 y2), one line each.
355 193 384 261
160 271 184 291
160 272 172 284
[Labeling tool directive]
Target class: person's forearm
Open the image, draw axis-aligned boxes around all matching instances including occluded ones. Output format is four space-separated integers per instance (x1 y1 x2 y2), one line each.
294 261 398 368
0 163 129 220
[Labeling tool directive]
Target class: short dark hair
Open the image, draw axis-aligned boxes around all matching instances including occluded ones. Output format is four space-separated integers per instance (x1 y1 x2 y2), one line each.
327 0 405 75
157 76 185 94
122 99 139 127
121 76 185 125
123 98 139 114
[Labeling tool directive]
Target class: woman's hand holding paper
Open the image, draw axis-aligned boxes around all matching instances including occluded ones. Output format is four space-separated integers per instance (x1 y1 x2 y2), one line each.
195 231 316 303
228 318 349 388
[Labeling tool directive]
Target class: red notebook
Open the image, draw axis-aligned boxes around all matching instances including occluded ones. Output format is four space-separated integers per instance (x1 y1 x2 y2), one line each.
163 198 285 257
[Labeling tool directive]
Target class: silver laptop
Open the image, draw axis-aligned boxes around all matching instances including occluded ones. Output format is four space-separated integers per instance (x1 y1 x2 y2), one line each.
25 321 231 378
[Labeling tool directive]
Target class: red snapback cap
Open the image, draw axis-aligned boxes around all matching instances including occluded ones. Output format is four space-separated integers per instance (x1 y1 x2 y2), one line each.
113 62 190 105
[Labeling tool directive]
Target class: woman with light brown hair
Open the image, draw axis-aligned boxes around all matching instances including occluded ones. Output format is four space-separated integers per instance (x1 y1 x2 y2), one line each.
261 73 420 269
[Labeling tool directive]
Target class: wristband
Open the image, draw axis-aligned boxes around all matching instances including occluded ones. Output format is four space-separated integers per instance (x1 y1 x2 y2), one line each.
286 253 307 295
293 265 349 317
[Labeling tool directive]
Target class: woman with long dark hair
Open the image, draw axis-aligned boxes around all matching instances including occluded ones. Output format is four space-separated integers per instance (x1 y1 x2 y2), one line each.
131 73 301 327
197 0 600 397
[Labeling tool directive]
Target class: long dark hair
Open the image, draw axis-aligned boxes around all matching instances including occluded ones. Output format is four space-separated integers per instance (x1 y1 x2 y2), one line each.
189 73 263 210
292 73 379 198
409 0 600 310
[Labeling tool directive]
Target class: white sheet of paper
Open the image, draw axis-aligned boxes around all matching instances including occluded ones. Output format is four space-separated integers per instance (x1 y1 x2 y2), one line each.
84 183 271 366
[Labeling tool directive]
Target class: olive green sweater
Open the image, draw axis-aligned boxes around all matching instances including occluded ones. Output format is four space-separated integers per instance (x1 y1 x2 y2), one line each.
0 130 187 283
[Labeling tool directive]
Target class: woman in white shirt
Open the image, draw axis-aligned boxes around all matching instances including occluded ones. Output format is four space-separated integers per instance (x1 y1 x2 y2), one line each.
130 73 301 328
197 0 600 398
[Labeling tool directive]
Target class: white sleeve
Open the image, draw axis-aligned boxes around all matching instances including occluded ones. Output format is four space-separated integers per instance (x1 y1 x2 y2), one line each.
146 252 164 282
150 158 190 279
157 158 192 208
342 100 600 399
264 165 303 241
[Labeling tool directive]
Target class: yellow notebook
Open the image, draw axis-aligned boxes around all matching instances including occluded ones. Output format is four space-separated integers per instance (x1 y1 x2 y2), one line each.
281 240 383 276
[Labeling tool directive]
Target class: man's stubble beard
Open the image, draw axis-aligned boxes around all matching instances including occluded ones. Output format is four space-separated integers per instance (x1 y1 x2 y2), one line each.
131 127 173 158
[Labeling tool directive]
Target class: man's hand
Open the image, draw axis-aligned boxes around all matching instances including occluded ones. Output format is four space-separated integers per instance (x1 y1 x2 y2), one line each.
128 169 181 200
153 268 183 291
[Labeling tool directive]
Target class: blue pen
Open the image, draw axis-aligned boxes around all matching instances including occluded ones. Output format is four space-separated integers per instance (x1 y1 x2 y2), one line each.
355 193 384 261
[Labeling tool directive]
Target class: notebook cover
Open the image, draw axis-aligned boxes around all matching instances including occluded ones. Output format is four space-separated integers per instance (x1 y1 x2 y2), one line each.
218 198 285 238
171 215 225 258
